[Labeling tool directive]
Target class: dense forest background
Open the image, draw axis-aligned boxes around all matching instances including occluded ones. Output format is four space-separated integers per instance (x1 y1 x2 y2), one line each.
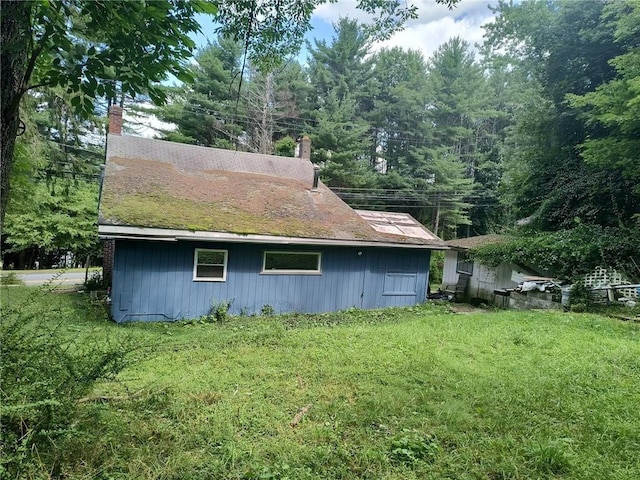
3 0 639 280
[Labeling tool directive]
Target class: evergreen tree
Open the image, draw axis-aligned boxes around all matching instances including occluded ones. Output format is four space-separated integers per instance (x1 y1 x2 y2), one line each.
311 92 374 188
422 37 499 236
306 19 376 188
157 37 244 149
367 47 430 173
306 18 373 109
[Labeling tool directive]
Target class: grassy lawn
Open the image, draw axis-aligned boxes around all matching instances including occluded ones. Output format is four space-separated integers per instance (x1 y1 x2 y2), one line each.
2 287 640 479
0 267 101 275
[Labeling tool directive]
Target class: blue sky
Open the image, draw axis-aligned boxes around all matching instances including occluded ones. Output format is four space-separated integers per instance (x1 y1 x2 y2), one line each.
191 0 497 64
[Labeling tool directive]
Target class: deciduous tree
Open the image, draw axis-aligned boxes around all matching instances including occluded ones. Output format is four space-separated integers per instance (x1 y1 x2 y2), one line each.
0 0 216 227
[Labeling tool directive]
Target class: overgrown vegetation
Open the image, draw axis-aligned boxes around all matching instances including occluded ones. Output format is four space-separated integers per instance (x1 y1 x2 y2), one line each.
2 287 639 479
0 271 23 286
471 225 640 281
82 271 104 291
0 287 136 478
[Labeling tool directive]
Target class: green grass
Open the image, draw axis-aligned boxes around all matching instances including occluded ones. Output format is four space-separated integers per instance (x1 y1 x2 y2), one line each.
3 287 640 479
0 267 101 274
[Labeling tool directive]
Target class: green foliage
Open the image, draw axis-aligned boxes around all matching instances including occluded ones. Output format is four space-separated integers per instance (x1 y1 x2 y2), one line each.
83 271 104 292
472 225 640 281
390 430 440 464
3 91 102 268
307 17 372 106
567 0 640 198
312 92 376 188
213 0 456 71
569 281 593 309
484 0 638 230
0 288 135 477
156 37 244 148
2 297 638 479
306 19 377 190
261 304 275 316
3 181 100 258
207 299 233 322
26 1 215 114
274 136 296 157
0 272 23 286
429 251 445 287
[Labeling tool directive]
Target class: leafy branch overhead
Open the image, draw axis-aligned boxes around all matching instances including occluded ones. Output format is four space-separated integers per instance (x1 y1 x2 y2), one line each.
16 0 460 117
214 1 459 71
2 0 458 227
26 0 218 115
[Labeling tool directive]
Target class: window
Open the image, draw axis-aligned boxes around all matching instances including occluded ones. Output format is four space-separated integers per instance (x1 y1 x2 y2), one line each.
262 251 321 274
193 249 227 281
456 251 473 275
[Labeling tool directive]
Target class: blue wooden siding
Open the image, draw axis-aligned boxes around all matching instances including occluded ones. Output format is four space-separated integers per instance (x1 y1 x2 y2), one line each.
110 240 431 322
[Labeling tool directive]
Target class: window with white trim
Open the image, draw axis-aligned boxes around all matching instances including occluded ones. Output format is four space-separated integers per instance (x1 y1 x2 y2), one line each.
261 251 321 274
456 251 473 276
193 249 227 281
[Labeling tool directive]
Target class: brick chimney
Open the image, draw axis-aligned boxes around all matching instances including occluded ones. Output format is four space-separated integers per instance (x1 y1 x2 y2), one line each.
102 239 114 286
296 135 311 161
108 105 123 135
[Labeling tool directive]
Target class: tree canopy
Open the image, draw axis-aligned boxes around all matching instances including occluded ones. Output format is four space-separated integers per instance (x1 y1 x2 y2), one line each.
3 0 638 280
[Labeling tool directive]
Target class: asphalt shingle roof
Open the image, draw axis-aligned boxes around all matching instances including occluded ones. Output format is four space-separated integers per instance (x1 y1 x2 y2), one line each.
99 135 443 247
446 234 508 250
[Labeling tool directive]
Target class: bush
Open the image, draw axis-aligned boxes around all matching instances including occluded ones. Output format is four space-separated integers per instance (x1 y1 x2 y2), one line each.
83 271 104 291
261 304 275 316
0 289 135 477
471 225 640 281
569 281 592 307
206 299 232 322
0 272 23 286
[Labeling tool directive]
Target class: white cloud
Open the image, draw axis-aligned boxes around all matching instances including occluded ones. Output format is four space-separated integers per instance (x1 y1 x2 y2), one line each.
312 0 496 62
123 102 175 138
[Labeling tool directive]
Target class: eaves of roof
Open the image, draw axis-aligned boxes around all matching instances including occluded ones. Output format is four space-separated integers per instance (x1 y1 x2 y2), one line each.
98 225 447 250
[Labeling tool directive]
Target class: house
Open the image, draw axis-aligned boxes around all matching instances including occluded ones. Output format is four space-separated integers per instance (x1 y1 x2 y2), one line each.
443 235 542 307
98 107 445 322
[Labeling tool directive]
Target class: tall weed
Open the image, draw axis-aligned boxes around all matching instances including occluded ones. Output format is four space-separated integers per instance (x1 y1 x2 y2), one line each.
0 287 136 478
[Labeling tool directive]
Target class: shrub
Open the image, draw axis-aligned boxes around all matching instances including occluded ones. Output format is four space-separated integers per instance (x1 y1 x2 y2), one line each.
207 299 233 322
0 289 135 477
83 271 104 291
471 225 640 281
274 136 296 157
0 272 23 286
261 304 275 316
569 281 592 308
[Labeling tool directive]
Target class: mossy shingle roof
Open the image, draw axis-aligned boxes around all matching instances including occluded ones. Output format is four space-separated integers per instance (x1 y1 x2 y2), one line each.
446 234 508 250
99 135 443 247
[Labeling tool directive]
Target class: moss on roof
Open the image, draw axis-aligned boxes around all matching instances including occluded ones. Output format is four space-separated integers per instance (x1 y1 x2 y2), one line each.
100 189 332 237
446 234 509 250
99 156 372 240
99 140 443 246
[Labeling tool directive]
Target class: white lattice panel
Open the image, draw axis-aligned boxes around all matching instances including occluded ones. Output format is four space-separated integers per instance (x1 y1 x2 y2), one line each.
584 266 638 299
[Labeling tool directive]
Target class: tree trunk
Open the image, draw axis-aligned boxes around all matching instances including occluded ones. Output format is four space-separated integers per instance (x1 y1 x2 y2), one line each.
434 202 441 237
1 1 31 229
